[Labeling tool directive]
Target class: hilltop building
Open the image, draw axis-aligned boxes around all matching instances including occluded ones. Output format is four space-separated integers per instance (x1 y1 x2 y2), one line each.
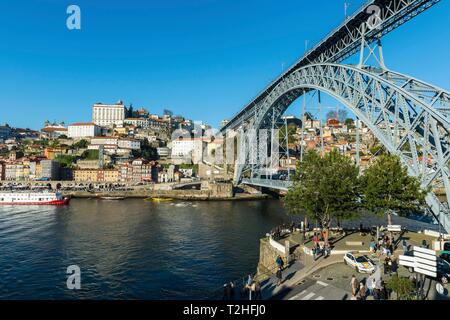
92 101 126 127
68 123 101 138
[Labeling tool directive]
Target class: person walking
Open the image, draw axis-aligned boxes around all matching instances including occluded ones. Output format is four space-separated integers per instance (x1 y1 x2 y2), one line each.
402 239 408 255
276 255 284 270
358 282 367 300
312 233 318 246
222 283 230 300
247 274 253 287
276 267 283 286
351 275 359 299
381 280 389 300
375 278 383 300
245 274 253 298
369 238 376 254
229 281 235 300
324 243 331 258
249 281 257 300
254 281 262 300
366 276 375 297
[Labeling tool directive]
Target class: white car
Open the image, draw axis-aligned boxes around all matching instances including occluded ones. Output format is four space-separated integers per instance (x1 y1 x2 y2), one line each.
344 252 376 274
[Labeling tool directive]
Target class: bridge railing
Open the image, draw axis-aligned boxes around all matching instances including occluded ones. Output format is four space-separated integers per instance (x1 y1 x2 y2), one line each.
241 178 292 191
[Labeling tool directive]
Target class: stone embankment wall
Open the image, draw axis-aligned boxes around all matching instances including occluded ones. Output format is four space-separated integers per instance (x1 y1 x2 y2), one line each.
257 238 283 278
62 182 264 200
256 236 302 281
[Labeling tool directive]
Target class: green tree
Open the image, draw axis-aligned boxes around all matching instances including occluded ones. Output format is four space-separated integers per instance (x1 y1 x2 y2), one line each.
132 138 157 160
361 154 428 226
55 155 76 168
126 104 134 118
285 149 361 244
279 124 297 145
72 139 88 149
369 144 384 156
386 276 415 300
344 118 355 129
81 149 99 160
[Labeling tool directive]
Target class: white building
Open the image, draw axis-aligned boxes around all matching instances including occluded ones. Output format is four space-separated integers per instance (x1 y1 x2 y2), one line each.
68 123 101 138
41 123 68 139
118 138 140 150
90 136 118 148
92 101 126 127
171 138 206 164
124 118 149 128
157 147 170 158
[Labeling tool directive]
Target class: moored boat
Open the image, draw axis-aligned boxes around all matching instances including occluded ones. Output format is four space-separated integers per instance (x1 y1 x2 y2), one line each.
98 196 125 200
0 191 70 205
150 197 174 202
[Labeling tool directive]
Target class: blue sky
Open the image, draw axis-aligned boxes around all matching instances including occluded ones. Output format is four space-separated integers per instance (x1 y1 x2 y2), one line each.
0 0 449 130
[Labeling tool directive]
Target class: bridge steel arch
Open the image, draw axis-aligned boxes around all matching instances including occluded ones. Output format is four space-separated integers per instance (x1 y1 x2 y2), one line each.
235 63 450 230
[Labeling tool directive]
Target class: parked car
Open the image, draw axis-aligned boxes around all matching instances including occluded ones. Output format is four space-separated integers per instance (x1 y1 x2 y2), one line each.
439 242 450 262
436 258 450 284
344 252 376 273
441 253 450 264
404 257 450 285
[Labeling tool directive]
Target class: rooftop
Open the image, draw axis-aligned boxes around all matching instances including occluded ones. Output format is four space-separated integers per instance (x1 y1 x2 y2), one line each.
69 122 97 127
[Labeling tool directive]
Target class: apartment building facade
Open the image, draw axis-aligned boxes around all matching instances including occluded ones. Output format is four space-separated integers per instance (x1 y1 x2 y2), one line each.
92 101 125 127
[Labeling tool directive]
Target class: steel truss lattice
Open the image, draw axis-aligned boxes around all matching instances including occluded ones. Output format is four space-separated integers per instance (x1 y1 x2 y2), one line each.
236 63 450 231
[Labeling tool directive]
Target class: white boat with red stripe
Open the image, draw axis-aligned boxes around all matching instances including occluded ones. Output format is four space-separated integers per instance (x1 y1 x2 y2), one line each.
0 191 70 205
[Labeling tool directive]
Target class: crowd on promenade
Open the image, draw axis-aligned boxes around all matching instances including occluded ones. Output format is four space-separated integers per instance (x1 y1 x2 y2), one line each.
221 275 263 301
270 222 296 241
350 274 391 300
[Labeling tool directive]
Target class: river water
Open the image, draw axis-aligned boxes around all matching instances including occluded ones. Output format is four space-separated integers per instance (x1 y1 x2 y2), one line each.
0 198 439 300
0 199 291 299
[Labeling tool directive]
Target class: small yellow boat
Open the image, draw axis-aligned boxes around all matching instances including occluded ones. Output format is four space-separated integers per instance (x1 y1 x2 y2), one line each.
149 197 174 202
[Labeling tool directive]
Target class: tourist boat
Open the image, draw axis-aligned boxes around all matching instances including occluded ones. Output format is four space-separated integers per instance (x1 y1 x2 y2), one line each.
0 191 70 205
98 196 125 200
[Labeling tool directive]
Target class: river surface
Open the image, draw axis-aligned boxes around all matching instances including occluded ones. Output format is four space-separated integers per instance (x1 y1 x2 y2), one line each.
0 198 439 300
0 199 291 299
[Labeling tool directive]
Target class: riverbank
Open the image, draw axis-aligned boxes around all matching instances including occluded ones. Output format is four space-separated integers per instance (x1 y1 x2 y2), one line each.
63 190 269 201
256 227 450 300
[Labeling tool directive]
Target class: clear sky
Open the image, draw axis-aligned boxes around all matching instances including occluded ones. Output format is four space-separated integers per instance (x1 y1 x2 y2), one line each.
0 0 449 130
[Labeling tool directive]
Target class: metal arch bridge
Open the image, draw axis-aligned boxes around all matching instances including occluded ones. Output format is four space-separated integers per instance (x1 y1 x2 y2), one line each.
220 0 450 231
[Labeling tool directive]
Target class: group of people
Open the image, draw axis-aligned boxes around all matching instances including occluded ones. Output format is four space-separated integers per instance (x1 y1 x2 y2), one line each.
270 222 296 241
222 275 263 300
312 232 331 260
244 275 262 300
383 256 399 275
369 234 395 257
350 275 390 300
222 281 236 300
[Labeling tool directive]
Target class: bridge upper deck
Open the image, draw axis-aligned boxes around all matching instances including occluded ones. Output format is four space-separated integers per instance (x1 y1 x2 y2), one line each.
221 0 441 132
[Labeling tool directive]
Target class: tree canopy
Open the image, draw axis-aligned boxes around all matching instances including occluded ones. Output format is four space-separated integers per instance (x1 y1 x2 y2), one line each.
285 149 361 240
55 155 76 168
361 154 427 223
131 138 157 160
386 276 415 300
72 139 88 149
